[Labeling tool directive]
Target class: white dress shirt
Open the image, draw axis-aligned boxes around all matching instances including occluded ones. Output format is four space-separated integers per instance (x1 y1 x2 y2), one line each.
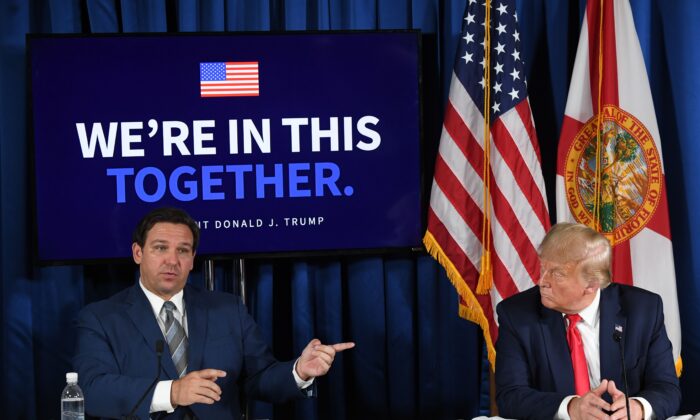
139 281 184 413
555 289 654 420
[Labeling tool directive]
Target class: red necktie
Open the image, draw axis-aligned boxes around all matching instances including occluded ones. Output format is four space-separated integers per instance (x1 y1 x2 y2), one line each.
566 313 590 395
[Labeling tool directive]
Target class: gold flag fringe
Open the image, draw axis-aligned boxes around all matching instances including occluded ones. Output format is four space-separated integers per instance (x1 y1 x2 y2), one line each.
424 231 496 371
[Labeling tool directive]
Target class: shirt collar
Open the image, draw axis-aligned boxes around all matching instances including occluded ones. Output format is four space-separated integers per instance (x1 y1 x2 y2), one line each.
139 279 185 317
574 288 601 327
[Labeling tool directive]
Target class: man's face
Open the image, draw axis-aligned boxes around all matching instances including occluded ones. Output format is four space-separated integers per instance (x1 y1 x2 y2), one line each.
133 222 195 300
538 259 596 314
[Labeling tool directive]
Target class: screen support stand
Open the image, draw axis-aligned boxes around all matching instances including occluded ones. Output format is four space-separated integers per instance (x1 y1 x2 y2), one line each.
232 257 248 420
202 258 249 420
204 259 215 291
233 258 247 305
202 258 246 305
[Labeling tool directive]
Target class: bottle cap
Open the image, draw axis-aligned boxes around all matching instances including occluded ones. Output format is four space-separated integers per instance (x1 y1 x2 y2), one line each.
66 372 78 383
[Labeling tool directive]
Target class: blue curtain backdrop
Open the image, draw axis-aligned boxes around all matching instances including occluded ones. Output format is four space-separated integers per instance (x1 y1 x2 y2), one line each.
1 0 699 419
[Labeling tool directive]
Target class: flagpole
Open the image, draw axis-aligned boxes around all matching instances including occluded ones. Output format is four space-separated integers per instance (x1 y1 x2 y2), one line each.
480 0 499 415
593 0 605 233
477 0 493 295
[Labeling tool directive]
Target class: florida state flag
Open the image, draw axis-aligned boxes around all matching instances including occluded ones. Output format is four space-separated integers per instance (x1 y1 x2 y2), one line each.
557 0 681 373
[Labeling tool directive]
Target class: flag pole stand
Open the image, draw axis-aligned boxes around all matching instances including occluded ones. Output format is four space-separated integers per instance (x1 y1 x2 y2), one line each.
490 370 498 416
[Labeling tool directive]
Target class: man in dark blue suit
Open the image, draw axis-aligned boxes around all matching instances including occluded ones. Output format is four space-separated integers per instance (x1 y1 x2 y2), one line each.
495 223 680 420
74 207 354 419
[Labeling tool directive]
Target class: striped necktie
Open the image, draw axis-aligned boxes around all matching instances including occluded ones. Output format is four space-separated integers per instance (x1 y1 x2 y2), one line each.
161 301 188 378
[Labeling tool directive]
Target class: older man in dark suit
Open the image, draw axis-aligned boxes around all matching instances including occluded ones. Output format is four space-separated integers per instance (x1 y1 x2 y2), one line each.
495 223 680 420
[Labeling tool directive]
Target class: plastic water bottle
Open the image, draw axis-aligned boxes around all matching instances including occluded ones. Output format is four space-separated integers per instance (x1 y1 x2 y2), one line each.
61 372 84 420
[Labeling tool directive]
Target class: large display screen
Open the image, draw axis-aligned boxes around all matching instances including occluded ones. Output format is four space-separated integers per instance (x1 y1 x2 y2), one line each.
28 32 422 262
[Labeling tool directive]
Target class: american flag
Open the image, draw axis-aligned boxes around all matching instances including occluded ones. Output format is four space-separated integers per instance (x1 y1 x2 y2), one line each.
423 0 549 368
200 62 260 97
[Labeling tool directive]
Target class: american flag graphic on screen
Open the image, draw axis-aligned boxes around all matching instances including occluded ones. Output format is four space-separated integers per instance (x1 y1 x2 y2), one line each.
200 62 259 97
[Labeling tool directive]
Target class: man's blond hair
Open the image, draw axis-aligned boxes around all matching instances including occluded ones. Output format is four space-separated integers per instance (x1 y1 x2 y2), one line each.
538 223 612 287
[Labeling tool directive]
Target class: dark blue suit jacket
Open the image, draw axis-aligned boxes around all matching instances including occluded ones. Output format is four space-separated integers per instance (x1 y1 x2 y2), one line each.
73 284 306 419
495 284 680 420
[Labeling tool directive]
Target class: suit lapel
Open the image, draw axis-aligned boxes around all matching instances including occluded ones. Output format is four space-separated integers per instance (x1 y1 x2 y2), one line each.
599 284 625 387
539 305 576 394
125 285 180 380
184 285 207 373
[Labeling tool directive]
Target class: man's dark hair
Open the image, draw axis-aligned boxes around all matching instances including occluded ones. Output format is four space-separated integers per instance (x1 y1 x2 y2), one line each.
132 207 200 251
